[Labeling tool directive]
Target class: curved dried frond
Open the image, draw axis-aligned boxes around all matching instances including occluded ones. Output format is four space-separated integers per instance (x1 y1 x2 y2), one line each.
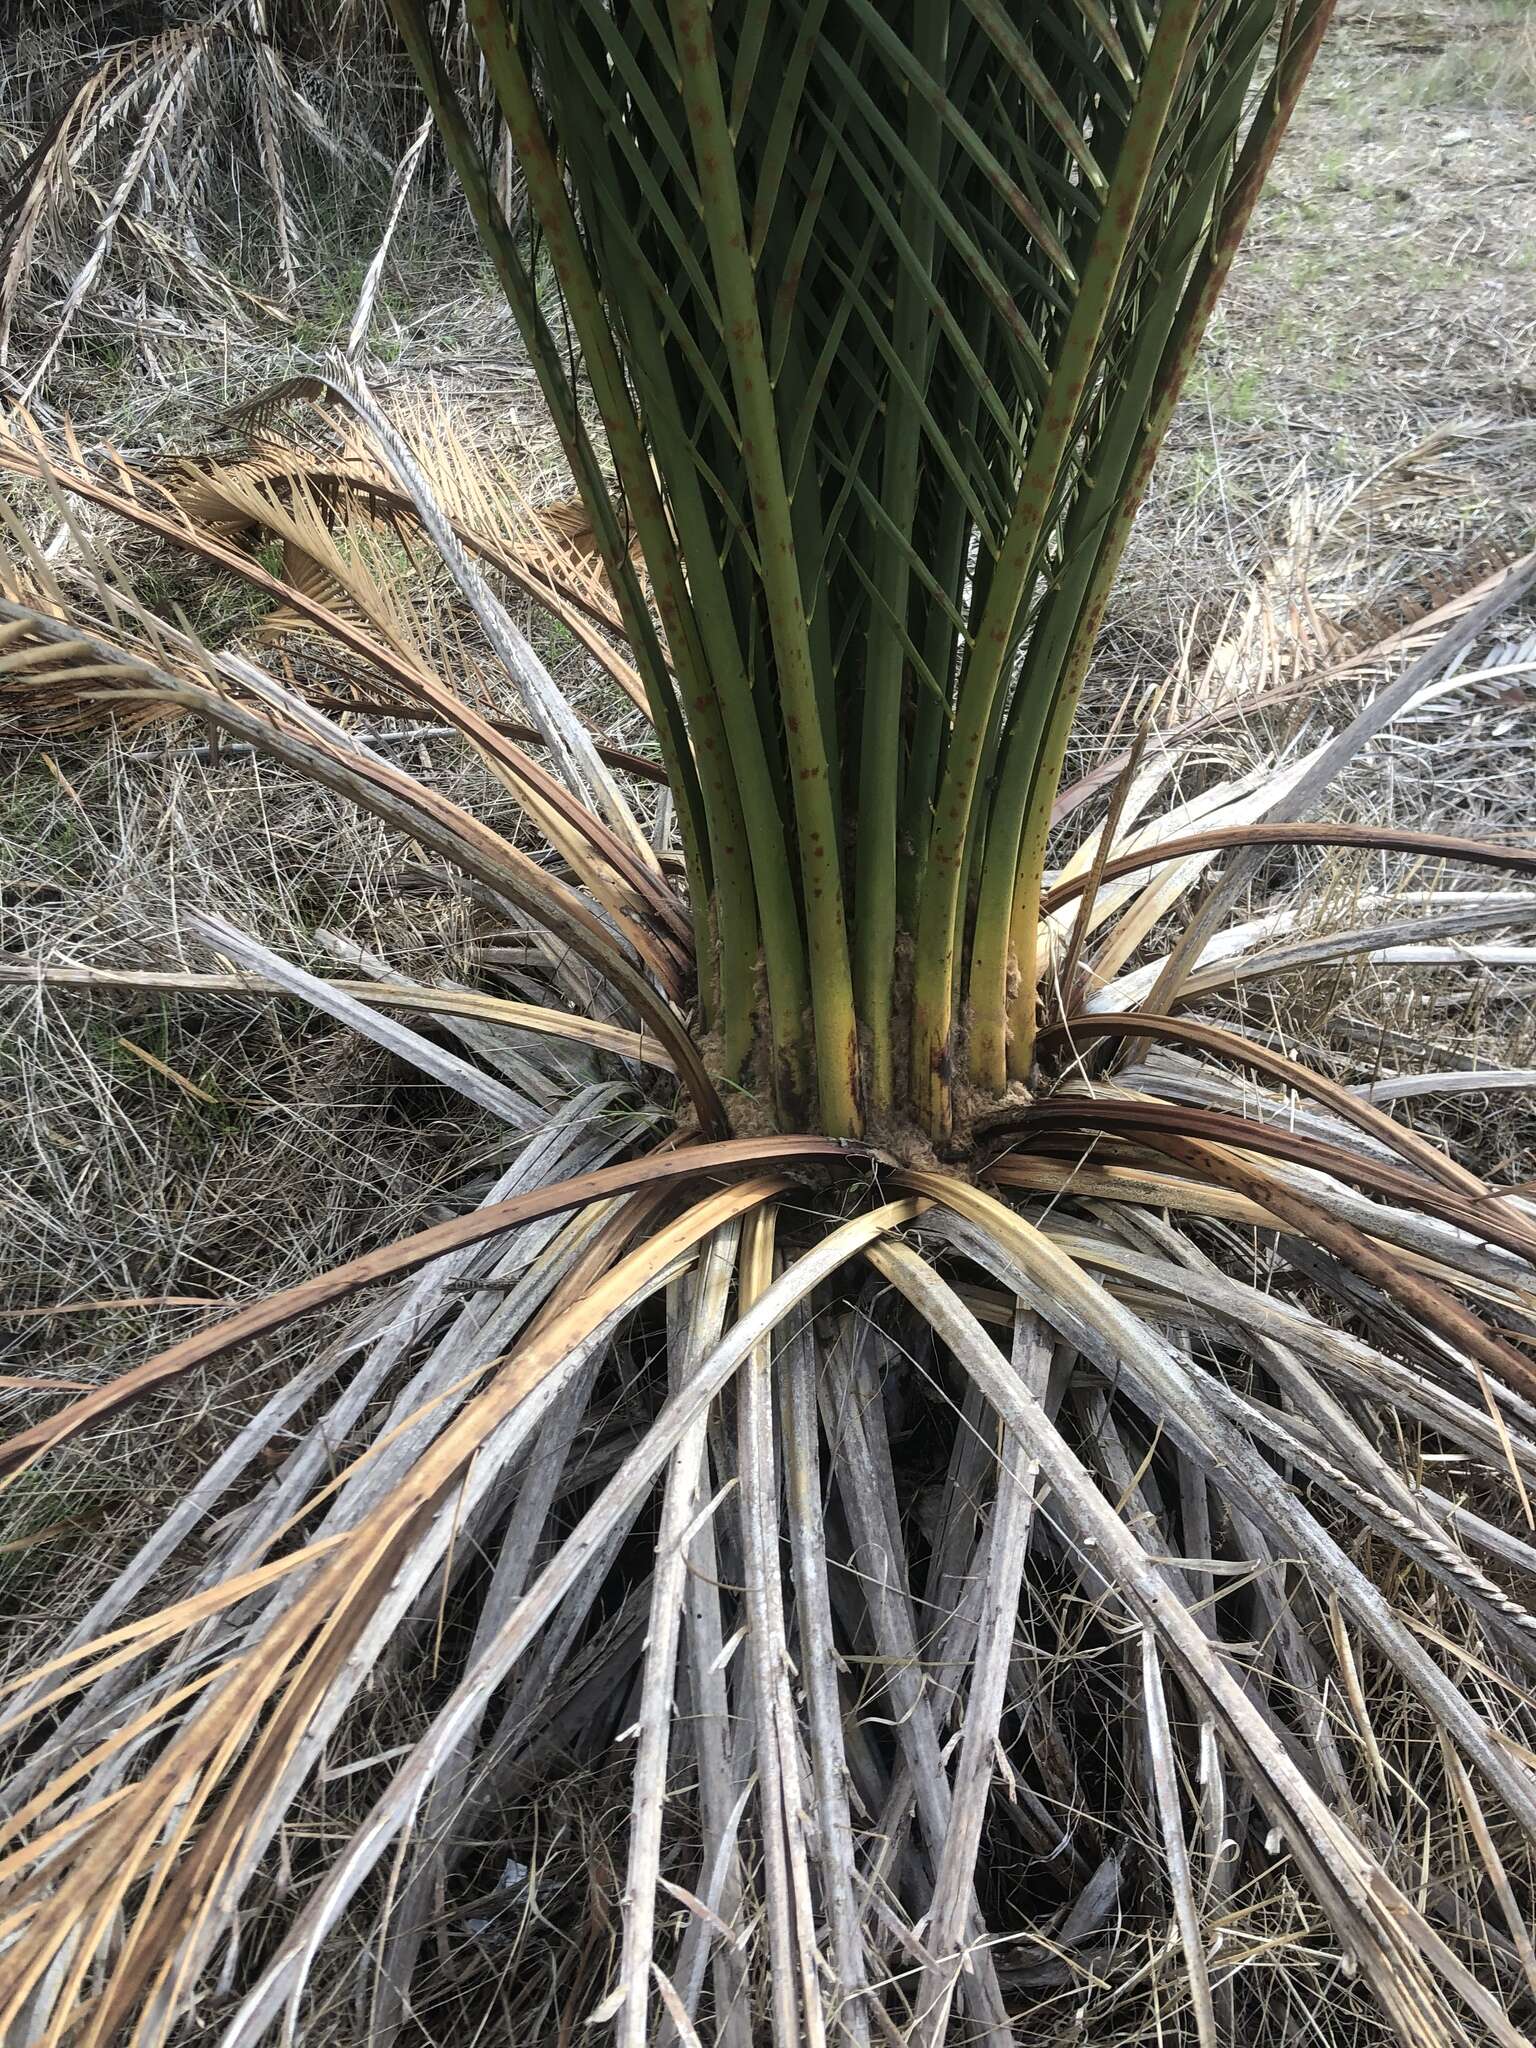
0 1133 858 1479
1041 819 1536 915
1 15 239 375
0 3 438 403
0 415 701 983
0 959 681 1072
9 1044 1536 2044
0 584 716 1121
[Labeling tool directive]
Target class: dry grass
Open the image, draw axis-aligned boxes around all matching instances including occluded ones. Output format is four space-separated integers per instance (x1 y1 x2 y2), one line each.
0 0 508 444
1063 0 1536 1183
3 4 1536 2044
1113 0 1536 668
0 736 515 1652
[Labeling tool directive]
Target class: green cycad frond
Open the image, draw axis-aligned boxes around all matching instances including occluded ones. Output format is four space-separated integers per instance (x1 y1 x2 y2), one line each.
394 0 1334 1140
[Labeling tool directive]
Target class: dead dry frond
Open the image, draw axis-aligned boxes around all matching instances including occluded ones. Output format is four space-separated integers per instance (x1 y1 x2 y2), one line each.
5 148 1536 2043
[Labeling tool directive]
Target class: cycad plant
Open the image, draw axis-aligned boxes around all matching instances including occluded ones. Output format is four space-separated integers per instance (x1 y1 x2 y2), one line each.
394 0 1333 1140
7 3 1536 2046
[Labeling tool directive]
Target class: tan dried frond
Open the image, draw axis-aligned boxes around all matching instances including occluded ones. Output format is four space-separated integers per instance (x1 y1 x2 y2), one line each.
0 13 248 400
159 402 656 714
2 23 225 357
0 1174 795 2046
0 419 698 997
220 377 656 691
158 444 433 664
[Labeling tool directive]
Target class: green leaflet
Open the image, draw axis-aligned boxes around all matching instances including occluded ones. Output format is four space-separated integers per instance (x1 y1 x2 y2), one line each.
397 0 1332 1139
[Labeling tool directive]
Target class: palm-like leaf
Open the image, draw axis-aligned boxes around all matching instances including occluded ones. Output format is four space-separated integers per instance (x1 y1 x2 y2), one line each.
19 11 1536 2048
6 392 1536 2048
393 0 1333 1135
